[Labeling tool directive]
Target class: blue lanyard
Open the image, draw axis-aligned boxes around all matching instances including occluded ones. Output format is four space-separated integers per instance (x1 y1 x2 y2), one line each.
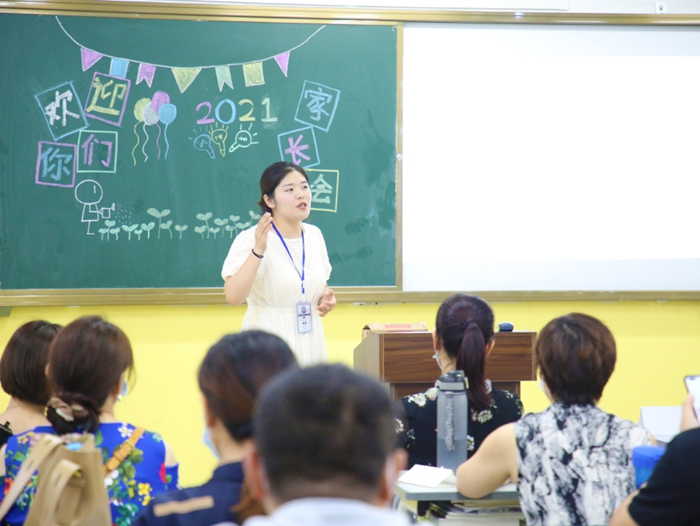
271 223 305 295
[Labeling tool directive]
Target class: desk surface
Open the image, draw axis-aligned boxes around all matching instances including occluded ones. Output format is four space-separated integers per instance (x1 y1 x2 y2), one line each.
395 481 518 502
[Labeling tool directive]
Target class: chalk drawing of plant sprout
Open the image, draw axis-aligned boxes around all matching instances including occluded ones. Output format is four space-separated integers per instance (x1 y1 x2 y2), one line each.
196 212 213 238
229 215 241 236
160 219 173 239
122 224 139 240
194 225 207 239
225 224 236 238
210 227 221 239
214 217 229 233
147 208 171 239
103 220 116 241
249 210 261 222
135 228 143 240
141 222 156 239
174 224 188 239
99 227 109 240
110 227 121 240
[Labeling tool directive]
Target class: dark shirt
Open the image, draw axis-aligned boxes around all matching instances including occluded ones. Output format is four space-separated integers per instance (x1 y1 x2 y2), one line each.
394 383 523 468
0 422 12 447
133 462 244 526
629 427 700 526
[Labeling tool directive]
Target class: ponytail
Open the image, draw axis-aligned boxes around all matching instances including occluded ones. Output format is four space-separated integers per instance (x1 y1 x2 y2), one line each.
435 294 495 412
455 321 491 412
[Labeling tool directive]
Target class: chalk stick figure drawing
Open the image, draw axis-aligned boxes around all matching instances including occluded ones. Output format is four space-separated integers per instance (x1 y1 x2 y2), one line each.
74 179 115 235
228 124 259 153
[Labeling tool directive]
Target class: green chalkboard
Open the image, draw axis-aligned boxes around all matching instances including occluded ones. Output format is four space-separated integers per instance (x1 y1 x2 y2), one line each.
0 12 397 290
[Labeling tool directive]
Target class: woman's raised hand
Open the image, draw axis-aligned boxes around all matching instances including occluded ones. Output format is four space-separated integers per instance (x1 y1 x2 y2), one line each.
253 212 273 256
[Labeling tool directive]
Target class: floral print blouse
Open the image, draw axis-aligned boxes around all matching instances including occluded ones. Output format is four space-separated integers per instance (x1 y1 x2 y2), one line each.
1 423 178 526
394 380 524 468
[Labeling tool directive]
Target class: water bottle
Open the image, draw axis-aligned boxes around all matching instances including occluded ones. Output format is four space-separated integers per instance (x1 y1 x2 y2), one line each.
437 370 468 472
632 445 665 488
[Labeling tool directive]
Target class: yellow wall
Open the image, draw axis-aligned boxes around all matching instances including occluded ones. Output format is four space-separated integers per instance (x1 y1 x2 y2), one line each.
1 299 699 486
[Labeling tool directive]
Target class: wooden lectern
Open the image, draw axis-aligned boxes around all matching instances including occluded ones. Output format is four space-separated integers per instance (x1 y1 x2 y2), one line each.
354 328 536 400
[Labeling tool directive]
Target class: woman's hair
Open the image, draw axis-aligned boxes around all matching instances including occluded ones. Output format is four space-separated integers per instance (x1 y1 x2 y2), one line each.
257 161 309 215
46 316 133 434
199 330 298 522
0 320 61 405
536 313 616 405
198 330 298 442
435 294 495 412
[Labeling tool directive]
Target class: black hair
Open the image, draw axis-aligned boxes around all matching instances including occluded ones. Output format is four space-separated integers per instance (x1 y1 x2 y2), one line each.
254 364 396 503
536 313 617 405
257 161 309 214
46 316 133 434
0 320 61 405
435 294 494 412
198 330 298 442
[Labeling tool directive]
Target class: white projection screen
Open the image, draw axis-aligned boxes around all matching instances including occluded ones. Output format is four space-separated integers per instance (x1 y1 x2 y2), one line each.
402 22 700 292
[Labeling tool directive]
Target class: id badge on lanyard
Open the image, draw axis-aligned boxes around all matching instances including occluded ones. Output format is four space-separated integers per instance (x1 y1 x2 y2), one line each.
272 224 313 335
296 299 313 334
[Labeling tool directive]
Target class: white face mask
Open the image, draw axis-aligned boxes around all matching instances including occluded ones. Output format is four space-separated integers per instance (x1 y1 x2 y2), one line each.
538 377 547 393
202 428 220 459
120 379 129 398
432 349 442 370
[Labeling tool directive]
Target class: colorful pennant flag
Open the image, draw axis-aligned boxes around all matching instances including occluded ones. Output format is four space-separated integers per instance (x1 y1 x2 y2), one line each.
81 48 103 71
171 67 202 93
110 59 129 78
215 66 233 91
243 62 265 87
274 52 290 77
137 63 157 87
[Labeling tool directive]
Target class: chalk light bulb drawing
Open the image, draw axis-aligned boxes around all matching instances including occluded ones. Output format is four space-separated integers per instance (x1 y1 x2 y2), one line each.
209 124 229 157
193 133 216 159
229 123 259 153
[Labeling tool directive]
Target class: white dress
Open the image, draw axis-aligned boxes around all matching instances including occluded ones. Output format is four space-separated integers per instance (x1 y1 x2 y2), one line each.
221 223 332 366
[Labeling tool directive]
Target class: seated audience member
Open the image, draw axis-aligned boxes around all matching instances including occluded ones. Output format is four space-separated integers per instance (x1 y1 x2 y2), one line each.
245 364 411 526
395 294 523 467
455 313 652 526
610 393 700 526
0 320 61 445
133 331 298 526
0 316 178 526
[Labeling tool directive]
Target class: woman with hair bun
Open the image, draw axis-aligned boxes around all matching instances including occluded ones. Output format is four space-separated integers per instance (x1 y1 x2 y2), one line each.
133 330 298 526
395 293 523 468
0 316 178 526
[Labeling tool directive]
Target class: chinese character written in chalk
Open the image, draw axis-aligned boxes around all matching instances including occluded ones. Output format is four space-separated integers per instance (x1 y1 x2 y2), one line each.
294 81 341 132
34 82 88 140
45 90 80 127
308 169 339 213
310 173 333 204
78 130 118 173
84 73 131 126
35 141 77 188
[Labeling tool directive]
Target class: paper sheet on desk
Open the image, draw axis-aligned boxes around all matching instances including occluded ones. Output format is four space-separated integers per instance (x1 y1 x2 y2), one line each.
398 464 456 487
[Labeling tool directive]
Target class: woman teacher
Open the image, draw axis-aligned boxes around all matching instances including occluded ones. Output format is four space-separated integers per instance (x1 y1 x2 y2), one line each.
222 162 336 365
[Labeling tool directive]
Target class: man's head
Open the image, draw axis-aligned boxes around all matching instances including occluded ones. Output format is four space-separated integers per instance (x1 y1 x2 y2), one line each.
247 364 404 509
